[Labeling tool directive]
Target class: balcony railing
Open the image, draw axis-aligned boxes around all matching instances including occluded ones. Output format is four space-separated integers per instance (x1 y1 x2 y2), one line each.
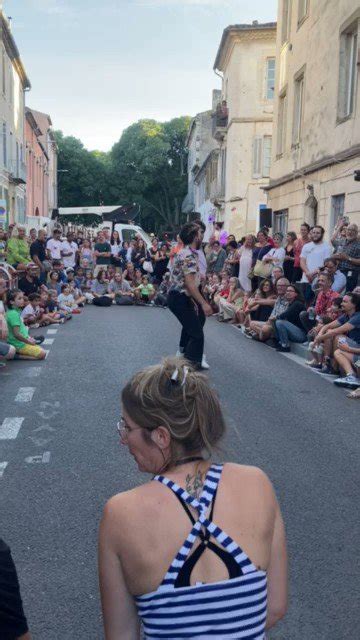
8 160 27 184
212 110 228 140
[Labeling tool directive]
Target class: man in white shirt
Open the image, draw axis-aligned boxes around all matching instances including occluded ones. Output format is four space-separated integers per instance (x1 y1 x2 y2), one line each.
300 226 332 284
46 229 63 261
61 232 78 269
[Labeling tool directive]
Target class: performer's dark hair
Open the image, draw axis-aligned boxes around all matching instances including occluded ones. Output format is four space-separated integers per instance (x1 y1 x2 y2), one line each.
179 222 200 246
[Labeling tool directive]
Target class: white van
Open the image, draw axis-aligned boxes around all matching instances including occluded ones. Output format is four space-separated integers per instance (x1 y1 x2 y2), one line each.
99 223 153 249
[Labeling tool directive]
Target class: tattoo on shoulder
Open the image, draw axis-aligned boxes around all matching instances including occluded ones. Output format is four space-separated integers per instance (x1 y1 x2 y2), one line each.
185 470 204 498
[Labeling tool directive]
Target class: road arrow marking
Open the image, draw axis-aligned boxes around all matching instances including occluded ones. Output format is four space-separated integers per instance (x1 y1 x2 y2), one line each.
15 387 35 403
0 461 8 477
25 451 51 465
43 338 54 345
0 418 24 440
28 435 52 447
47 329 58 334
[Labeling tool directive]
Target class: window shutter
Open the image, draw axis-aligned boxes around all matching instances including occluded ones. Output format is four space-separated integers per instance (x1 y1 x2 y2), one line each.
253 137 262 178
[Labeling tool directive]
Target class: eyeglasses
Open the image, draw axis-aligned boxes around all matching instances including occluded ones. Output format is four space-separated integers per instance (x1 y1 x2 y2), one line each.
116 417 143 440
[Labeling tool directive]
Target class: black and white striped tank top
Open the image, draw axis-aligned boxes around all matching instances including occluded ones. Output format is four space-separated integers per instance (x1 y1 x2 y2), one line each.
135 463 267 639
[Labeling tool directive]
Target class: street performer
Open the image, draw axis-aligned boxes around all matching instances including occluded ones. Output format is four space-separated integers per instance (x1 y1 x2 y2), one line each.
167 221 212 369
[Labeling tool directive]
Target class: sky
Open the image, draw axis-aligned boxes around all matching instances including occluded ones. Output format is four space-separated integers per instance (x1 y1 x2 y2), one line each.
4 0 277 151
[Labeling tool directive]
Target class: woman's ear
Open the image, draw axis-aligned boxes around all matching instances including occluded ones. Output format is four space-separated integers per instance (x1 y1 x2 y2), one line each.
150 426 171 451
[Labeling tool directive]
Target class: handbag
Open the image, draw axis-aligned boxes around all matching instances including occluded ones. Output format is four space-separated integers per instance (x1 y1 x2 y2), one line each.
253 259 272 279
143 260 154 274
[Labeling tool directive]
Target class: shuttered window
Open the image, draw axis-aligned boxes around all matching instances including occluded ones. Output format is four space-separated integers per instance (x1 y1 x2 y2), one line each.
252 137 263 178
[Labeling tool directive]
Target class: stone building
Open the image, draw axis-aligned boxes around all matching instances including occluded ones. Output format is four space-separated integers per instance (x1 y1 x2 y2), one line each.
27 109 58 219
213 22 277 239
267 0 360 235
0 11 30 228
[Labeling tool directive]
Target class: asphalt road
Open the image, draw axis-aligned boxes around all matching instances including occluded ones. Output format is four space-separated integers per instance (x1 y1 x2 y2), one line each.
0 305 359 639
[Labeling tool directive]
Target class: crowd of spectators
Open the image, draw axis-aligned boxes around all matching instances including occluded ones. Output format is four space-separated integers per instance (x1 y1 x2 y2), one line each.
0 224 174 366
1 217 359 397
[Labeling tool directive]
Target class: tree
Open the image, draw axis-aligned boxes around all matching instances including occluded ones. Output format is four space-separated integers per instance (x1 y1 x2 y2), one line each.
111 116 191 233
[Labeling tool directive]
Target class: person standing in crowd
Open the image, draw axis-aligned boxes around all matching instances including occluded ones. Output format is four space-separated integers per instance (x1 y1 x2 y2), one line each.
0 227 7 261
94 231 111 277
6 226 30 268
79 239 94 270
238 234 255 293
110 230 122 269
224 240 240 277
168 222 212 369
46 228 63 262
99 358 287 639
300 225 332 297
18 264 40 297
262 232 286 272
28 227 37 244
61 231 78 271
0 537 31 639
283 232 297 282
331 216 349 251
293 223 310 282
207 240 227 274
332 223 360 292
152 244 169 285
30 229 47 284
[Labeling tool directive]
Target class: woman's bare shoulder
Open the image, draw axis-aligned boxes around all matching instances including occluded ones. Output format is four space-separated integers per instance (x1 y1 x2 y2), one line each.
222 463 276 500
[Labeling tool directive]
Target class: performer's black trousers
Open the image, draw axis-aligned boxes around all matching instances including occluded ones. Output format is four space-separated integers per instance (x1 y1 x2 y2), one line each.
168 291 205 365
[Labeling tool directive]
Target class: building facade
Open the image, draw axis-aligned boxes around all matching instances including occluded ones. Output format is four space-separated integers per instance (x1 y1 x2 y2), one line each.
27 108 58 219
213 22 277 239
0 11 30 228
267 0 360 236
25 108 49 220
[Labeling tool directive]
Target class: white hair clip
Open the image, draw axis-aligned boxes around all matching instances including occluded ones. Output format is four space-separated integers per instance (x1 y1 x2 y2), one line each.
171 368 179 383
182 366 189 387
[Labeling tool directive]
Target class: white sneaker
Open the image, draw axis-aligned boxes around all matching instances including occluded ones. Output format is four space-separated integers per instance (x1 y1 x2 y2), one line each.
334 374 360 388
201 355 210 370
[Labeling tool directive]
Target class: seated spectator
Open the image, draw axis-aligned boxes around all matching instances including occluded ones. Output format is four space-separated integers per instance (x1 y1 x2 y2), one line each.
312 258 346 294
91 270 109 298
6 289 46 360
238 278 276 329
307 297 343 369
332 223 360 292
106 265 116 282
274 285 306 352
79 239 94 270
108 272 134 305
205 273 220 310
262 232 285 272
249 278 289 342
18 264 41 297
124 262 135 283
272 266 284 285
313 292 360 387
218 277 244 323
0 227 7 262
0 299 16 366
300 272 339 335
65 268 86 306
58 283 81 314
154 273 171 307
51 260 67 282
213 273 230 308
134 276 155 304
6 226 30 268
207 241 227 274
47 270 62 295
21 293 44 327
133 268 143 288
74 267 86 290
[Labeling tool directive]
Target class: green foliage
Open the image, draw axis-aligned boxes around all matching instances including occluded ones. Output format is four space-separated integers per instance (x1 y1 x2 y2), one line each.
55 115 191 232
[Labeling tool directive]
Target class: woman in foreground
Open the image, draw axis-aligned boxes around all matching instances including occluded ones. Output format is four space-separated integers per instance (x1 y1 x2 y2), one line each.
99 358 288 639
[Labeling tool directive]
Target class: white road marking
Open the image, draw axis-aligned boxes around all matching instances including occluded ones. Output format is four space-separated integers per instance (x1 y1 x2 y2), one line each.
44 350 50 359
0 418 24 440
15 387 35 403
47 329 58 334
0 461 8 477
25 367 42 378
25 451 51 465
43 338 54 345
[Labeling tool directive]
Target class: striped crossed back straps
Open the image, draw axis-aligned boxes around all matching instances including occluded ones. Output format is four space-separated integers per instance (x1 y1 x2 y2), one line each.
153 463 257 591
